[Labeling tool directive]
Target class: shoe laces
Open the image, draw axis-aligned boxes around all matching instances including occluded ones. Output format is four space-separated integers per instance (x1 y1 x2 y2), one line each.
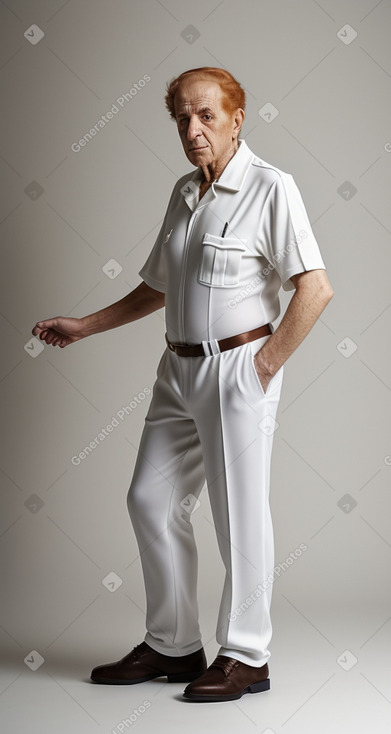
210 655 239 677
126 642 146 662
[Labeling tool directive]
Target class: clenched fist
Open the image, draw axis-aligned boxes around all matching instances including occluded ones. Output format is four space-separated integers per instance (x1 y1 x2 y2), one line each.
32 317 87 348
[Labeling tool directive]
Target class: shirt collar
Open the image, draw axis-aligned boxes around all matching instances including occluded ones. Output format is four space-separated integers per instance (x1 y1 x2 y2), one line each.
180 138 254 206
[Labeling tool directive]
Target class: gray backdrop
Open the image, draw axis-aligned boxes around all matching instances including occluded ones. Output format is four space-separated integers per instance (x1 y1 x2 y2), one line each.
0 1 390 732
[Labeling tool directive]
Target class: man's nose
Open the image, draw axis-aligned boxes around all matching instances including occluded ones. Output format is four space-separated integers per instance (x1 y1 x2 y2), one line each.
187 115 202 141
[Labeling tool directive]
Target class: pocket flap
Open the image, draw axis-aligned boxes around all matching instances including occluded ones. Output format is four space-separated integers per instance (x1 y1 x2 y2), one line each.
202 232 248 251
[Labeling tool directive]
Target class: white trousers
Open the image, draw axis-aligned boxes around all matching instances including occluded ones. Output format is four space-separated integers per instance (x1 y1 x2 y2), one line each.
127 332 284 667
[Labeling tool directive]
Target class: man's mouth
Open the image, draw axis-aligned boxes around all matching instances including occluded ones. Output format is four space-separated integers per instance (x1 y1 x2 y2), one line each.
189 145 208 151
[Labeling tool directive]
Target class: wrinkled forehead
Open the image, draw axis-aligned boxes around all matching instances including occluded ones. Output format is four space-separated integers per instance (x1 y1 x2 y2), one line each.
174 79 225 115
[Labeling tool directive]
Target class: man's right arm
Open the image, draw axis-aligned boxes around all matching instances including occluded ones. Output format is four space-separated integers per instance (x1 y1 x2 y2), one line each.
31 281 165 348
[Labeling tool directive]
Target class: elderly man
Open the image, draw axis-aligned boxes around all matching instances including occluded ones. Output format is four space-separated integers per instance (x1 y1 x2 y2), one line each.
32 67 333 702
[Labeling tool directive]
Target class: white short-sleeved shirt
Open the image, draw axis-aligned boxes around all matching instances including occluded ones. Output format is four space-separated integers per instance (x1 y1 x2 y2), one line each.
139 138 326 345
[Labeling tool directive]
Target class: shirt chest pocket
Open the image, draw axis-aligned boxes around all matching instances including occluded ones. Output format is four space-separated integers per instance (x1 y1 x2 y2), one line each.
198 232 248 288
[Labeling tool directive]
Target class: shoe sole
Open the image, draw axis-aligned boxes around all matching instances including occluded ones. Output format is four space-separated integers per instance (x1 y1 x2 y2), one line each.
183 677 270 702
90 670 206 685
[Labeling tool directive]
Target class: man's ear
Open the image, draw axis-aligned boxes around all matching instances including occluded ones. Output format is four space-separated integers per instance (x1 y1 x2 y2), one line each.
233 108 245 137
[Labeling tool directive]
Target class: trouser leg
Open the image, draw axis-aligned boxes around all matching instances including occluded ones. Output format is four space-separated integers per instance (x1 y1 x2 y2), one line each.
190 335 284 667
127 349 206 657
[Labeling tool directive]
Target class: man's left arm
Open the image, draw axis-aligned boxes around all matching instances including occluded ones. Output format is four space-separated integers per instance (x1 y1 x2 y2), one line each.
254 268 334 393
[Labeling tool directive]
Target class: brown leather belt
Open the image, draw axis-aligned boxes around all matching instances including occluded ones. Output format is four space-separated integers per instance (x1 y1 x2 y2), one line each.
165 323 272 357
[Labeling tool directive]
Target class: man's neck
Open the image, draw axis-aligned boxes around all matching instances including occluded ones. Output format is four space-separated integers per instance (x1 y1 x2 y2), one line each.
200 140 240 185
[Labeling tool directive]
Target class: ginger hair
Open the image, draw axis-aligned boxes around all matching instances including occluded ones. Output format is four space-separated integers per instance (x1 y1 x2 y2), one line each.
164 67 246 121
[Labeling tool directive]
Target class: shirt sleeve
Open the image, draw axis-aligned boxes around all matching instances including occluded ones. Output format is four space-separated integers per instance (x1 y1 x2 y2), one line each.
138 217 167 293
259 172 326 291
138 183 178 293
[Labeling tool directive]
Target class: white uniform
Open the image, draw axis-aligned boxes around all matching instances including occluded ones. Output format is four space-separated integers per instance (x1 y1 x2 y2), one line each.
127 139 326 666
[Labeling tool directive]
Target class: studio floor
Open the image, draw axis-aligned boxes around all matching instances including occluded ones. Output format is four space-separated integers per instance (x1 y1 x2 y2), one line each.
1 604 390 734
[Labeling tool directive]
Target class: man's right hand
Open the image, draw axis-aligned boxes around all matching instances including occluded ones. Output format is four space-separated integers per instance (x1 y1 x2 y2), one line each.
32 317 87 348
31 282 165 348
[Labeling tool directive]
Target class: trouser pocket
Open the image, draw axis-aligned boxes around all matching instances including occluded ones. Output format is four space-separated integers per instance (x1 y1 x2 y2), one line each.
246 337 284 399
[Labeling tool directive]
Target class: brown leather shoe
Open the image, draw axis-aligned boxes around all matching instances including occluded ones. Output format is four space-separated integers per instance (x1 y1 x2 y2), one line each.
183 654 270 702
90 641 207 685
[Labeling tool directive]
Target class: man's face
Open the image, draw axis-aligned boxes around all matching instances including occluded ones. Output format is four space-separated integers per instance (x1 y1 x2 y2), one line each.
174 78 241 169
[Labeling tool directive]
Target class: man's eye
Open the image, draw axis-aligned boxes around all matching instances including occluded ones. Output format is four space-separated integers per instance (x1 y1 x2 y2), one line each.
203 115 212 121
